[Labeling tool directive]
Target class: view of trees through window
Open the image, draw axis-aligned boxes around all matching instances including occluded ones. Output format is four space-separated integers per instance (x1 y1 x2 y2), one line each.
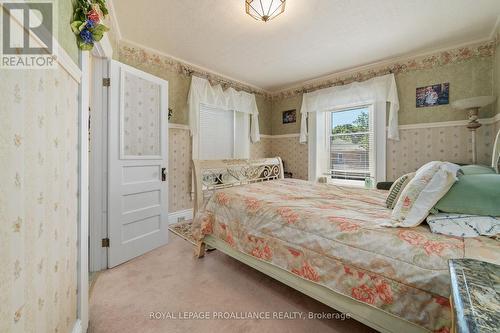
330 107 371 180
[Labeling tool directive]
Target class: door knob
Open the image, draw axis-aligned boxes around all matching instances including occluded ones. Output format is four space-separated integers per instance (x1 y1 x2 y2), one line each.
162 167 167 181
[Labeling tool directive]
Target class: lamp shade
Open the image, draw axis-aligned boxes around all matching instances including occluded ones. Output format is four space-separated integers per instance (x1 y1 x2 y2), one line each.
245 0 286 22
452 96 496 110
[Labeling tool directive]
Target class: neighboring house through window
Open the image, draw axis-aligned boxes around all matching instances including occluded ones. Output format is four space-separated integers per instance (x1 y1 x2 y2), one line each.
328 106 375 183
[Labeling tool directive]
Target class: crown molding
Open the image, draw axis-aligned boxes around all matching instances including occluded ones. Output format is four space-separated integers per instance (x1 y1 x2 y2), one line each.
119 38 270 98
270 38 496 99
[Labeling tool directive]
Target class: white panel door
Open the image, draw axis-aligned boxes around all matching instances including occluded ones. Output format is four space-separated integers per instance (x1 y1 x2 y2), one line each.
108 60 168 267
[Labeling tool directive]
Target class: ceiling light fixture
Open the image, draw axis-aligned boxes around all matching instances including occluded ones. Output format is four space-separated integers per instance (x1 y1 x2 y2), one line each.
245 0 286 22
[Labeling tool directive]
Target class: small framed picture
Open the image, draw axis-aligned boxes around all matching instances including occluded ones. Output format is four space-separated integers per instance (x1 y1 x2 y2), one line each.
282 109 296 124
416 83 449 108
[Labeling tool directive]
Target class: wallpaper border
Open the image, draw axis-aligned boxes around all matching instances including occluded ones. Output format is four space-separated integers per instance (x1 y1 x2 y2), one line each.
271 40 496 100
118 38 496 102
119 39 271 98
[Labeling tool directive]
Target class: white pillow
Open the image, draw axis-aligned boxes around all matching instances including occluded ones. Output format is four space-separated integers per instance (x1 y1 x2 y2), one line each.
388 161 460 227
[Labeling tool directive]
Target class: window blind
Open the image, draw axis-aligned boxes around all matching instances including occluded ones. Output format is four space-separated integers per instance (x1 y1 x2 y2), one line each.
329 107 375 181
199 104 234 160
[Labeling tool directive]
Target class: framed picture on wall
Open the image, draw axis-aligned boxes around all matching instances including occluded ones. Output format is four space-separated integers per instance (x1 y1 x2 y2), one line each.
416 83 449 107
282 109 297 124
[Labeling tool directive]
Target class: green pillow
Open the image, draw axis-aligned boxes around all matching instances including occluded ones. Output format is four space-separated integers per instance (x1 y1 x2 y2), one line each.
460 164 495 175
435 174 500 216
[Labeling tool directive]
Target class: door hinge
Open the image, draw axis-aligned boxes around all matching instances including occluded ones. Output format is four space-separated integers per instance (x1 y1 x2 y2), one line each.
101 238 110 247
103 78 110 87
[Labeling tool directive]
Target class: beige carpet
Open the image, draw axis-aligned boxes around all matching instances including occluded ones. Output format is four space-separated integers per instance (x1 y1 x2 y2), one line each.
89 232 376 333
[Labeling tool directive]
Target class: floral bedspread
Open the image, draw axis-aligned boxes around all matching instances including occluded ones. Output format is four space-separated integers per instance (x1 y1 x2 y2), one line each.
191 179 500 332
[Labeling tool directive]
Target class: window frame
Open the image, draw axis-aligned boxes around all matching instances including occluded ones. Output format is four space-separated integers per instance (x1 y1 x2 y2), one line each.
307 100 388 186
325 104 375 185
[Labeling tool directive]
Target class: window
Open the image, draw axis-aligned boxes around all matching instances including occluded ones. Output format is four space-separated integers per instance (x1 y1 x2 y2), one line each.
198 104 250 160
328 106 375 182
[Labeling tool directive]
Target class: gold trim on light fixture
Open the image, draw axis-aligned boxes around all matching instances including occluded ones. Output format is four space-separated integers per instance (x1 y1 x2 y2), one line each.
245 0 286 22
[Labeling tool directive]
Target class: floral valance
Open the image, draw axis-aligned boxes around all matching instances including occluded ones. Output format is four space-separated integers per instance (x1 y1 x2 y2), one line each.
299 73 400 143
188 76 260 143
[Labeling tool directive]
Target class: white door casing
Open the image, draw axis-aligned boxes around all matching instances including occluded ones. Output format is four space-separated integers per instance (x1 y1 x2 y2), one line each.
108 60 169 267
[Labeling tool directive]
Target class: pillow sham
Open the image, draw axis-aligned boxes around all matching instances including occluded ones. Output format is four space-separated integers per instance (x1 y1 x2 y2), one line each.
388 161 460 227
434 174 500 216
427 213 500 238
459 164 496 175
385 172 415 209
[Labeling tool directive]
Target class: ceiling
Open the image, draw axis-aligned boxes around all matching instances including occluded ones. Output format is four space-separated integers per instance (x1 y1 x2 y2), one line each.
112 0 500 92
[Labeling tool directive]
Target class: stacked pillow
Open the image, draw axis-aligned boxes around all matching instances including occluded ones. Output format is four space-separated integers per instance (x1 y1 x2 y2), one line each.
383 161 460 227
459 164 496 175
385 172 415 209
434 169 500 216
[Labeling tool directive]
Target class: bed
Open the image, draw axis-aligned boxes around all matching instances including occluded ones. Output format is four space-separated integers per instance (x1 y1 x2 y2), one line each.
191 156 500 333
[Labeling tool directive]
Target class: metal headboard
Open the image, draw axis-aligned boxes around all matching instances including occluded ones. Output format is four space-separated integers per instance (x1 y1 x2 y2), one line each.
192 157 284 215
493 128 500 173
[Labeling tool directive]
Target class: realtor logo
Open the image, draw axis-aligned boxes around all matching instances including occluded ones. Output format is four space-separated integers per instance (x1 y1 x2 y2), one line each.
1 0 57 68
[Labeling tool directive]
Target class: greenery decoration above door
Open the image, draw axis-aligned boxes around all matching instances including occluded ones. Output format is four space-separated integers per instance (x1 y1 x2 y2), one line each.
71 0 109 51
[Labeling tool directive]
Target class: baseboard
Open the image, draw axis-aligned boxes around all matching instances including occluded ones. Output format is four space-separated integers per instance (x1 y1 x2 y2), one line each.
168 208 193 225
71 319 83 333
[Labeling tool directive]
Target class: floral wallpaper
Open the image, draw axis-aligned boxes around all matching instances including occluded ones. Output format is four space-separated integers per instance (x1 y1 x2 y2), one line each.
264 123 498 182
270 137 309 180
123 71 161 156
168 128 193 212
0 67 79 333
387 123 496 180
249 137 273 160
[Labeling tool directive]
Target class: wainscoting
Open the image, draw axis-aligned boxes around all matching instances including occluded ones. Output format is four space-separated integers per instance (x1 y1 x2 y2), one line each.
167 117 500 216
253 117 500 182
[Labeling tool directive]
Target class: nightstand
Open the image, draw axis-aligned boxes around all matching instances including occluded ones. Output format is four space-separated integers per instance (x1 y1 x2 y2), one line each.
448 259 500 333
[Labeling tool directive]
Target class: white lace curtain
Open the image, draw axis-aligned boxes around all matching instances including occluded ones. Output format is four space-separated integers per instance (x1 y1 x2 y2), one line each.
299 73 400 143
188 76 261 144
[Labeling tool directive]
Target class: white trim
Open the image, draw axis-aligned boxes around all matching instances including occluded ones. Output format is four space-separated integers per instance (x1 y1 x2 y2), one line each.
89 58 109 273
168 123 190 130
71 319 83 333
56 43 83 83
77 51 90 333
92 35 114 59
168 209 194 225
264 133 300 139
257 115 500 140
396 115 500 130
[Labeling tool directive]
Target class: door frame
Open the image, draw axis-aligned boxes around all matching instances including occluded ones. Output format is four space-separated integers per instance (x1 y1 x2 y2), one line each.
89 57 110 272
88 47 114 273
78 35 113 333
